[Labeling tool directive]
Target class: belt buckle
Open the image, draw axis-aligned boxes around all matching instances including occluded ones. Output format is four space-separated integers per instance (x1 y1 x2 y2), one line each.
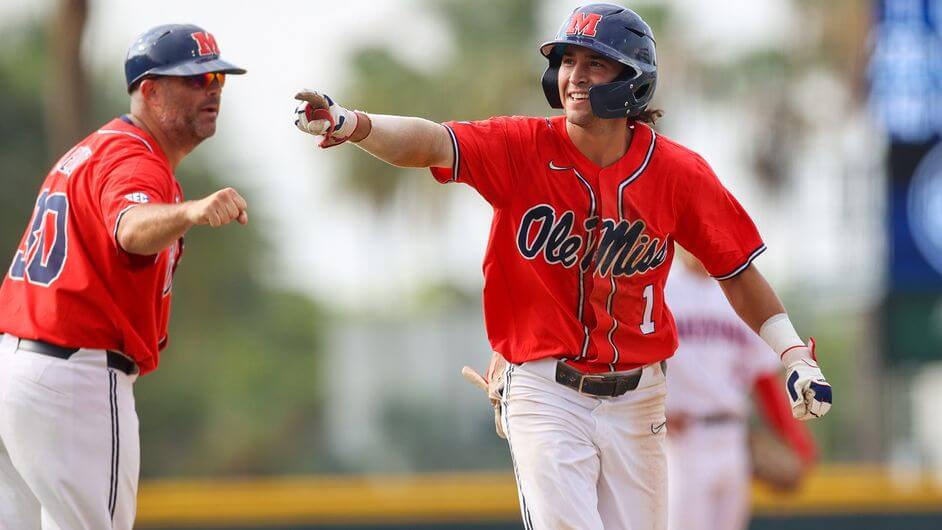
577 373 607 395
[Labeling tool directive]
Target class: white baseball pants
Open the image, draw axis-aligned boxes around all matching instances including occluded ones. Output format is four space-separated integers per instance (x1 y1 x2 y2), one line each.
0 333 139 530
666 422 750 530
501 358 668 530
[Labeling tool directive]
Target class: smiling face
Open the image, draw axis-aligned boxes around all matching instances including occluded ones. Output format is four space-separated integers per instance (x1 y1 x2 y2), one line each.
146 74 223 144
557 45 624 127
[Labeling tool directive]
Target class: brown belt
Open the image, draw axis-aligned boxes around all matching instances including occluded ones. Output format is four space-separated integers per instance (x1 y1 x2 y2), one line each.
555 360 665 397
16 339 137 376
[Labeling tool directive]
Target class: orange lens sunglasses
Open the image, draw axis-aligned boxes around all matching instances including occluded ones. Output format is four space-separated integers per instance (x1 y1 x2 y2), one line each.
186 72 226 88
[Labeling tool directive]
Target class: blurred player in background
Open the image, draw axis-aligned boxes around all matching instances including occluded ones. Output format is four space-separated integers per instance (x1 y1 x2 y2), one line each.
0 24 246 530
665 249 817 530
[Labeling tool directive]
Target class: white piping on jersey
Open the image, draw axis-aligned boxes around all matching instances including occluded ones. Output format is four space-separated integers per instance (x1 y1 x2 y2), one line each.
112 204 143 254
606 275 619 369
608 126 657 367
714 244 767 280
616 127 657 221
549 161 595 360
443 124 459 182
97 129 155 153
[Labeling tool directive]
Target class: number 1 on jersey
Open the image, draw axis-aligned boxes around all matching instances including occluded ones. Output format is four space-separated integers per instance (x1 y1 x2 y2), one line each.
640 283 655 335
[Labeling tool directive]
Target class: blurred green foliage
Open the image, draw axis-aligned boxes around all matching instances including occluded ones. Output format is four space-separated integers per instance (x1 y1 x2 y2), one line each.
0 29 52 248
138 164 329 476
0 24 328 477
340 0 548 209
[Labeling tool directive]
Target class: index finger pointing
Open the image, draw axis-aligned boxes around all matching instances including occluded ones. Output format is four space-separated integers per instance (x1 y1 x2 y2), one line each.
294 90 328 108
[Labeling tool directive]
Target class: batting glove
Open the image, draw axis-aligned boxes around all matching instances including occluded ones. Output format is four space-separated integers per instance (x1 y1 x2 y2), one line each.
293 90 358 148
782 338 832 421
461 352 508 439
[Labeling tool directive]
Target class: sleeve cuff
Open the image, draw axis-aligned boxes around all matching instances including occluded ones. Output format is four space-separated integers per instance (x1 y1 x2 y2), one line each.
112 204 158 264
713 243 766 281
429 124 460 184
112 204 141 252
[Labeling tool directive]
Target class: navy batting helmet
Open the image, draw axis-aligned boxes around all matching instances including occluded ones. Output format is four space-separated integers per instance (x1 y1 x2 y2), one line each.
540 3 657 119
125 24 246 93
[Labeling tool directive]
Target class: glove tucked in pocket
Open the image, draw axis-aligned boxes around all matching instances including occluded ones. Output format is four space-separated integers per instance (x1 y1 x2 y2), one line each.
461 351 508 439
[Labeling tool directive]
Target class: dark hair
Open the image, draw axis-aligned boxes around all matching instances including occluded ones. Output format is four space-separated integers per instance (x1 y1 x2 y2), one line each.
636 108 664 124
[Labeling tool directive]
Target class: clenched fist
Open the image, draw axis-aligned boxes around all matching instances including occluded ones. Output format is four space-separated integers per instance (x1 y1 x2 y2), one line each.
782 339 832 421
186 187 248 227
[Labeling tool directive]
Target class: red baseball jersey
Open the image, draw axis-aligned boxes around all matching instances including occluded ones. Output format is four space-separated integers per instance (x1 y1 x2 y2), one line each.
430 115 764 373
0 117 184 375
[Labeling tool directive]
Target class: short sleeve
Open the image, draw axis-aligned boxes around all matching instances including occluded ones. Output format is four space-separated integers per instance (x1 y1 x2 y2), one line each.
428 117 523 206
673 155 765 280
98 155 175 253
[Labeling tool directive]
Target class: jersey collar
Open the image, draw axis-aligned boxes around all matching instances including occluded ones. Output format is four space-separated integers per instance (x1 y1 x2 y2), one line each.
100 116 170 165
548 115 654 179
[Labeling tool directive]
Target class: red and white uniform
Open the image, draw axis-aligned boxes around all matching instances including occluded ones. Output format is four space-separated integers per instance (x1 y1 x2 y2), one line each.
0 117 182 530
432 116 764 372
665 263 780 418
432 115 765 530
664 261 815 530
0 116 183 375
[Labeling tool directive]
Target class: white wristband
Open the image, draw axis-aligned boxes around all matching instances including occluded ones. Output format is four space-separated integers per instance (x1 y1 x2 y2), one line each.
759 313 804 360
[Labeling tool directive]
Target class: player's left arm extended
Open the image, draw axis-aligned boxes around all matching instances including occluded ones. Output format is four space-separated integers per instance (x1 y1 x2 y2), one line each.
720 265 833 421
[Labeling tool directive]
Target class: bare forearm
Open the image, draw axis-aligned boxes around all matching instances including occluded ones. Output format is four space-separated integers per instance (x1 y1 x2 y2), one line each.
116 203 192 255
353 114 454 168
116 187 248 255
719 265 786 333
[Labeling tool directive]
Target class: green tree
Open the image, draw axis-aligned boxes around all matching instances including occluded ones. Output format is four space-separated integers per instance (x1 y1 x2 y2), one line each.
336 0 546 209
0 28 53 254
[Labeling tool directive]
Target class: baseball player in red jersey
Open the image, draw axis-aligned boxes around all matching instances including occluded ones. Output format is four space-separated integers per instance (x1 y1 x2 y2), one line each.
0 24 246 529
665 251 817 530
293 3 832 528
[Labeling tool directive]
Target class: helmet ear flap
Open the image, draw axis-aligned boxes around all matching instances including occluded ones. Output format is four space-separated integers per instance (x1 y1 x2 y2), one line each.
542 64 563 109
541 47 564 109
588 81 631 118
